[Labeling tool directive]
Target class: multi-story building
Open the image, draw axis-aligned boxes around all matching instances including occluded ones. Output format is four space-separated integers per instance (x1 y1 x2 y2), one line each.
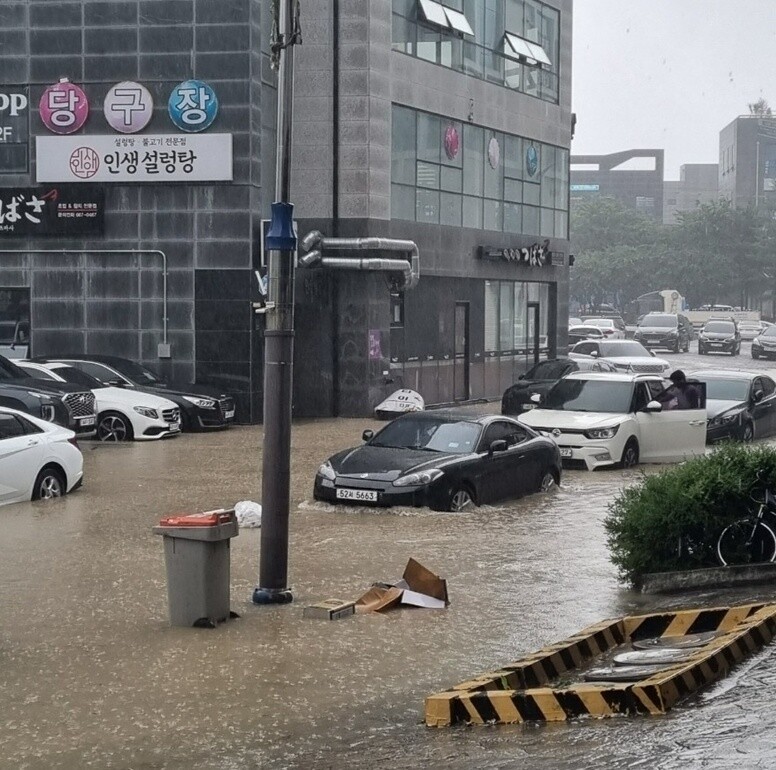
719 115 776 210
0 0 572 420
570 149 664 221
663 163 719 225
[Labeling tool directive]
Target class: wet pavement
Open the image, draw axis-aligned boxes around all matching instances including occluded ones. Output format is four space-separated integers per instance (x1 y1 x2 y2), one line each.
3 341 776 769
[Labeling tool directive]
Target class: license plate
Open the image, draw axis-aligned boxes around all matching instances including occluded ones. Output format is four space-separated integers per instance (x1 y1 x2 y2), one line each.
522 403 537 410
78 416 96 426
709 343 722 347
224 409 235 419
168 421 180 431
560 448 572 458
336 488 378 502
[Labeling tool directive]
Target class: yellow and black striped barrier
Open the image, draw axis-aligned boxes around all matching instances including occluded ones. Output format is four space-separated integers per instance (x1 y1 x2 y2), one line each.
425 603 776 726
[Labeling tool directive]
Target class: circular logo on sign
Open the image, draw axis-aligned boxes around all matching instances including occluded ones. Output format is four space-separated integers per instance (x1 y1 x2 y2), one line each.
168 80 218 132
526 145 539 177
69 147 100 178
488 136 500 169
444 125 459 160
104 81 154 133
40 79 89 134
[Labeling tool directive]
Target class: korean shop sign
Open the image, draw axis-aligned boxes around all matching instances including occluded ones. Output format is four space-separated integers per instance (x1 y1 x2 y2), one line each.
0 186 104 236
478 239 551 266
0 87 29 173
35 134 233 183
104 81 154 133
39 79 89 134
168 80 218 132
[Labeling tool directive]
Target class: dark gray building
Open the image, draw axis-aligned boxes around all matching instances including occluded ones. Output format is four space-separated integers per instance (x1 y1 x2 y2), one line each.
570 149 664 221
719 115 776 210
663 163 719 225
0 0 572 420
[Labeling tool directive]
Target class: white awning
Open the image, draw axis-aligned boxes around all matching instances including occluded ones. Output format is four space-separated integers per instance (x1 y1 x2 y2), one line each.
443 6 474 36
418 0 474 37
504 32 552 67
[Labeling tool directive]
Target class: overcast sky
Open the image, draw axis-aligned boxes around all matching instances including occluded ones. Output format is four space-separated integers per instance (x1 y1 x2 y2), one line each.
572 0 776 179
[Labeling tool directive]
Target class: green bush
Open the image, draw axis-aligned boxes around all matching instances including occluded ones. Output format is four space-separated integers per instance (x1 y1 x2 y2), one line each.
604 444 776 586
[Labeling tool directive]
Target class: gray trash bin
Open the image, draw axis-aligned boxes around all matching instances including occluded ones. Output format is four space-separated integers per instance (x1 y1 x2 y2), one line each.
153 509 239 628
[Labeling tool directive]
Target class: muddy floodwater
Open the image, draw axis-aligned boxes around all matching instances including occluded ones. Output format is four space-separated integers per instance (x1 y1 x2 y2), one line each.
3 386 776 768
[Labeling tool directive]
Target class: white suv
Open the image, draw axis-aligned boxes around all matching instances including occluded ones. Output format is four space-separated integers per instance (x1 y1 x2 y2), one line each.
517 372 706 470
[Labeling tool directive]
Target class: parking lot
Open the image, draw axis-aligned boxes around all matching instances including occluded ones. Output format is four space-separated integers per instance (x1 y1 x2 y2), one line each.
4 340 776 769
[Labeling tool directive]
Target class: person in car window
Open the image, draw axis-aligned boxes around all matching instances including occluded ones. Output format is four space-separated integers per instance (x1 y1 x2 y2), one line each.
658 370 700 410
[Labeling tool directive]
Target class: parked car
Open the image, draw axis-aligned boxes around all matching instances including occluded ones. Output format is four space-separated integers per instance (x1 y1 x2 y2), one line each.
313 410 562 511
501 357 618 415
739 321 767 341
568 324 605 349
33 355 235 431
0 406 83 504
690 370 776 443
581 317 626 339
698 319 741 356
568 316 583 327
568 339 670 374
0 355 97 437
16 361 181 442
517 372 707 471
633 313 693 353
751 325 776 359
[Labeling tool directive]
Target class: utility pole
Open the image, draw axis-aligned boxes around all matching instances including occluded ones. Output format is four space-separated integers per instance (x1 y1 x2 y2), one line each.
253 0 300 605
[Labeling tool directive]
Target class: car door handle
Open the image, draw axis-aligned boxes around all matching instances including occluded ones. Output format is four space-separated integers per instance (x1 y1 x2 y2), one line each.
689 420 706 426
27 439 39 446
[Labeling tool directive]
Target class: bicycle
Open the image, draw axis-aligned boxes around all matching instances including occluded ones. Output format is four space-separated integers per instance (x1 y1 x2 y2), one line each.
717 484 776 566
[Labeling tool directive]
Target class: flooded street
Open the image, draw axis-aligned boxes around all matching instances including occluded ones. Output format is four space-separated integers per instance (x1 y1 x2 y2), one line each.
3 342 776 769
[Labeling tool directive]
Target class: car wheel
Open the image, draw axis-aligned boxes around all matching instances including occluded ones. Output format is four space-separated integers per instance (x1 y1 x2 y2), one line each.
620 438 639 469
672 339 680 353
447 486 475 512
97 411 134 442
539 471 557 493
742 422 755 443
698 346 705 355
753 351 760 359
32 467 65 501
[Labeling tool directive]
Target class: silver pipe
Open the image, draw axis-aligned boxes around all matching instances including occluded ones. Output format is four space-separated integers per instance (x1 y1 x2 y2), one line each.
319 256 413 289
298 249 322 268
0 248 168 344
300 230 322 252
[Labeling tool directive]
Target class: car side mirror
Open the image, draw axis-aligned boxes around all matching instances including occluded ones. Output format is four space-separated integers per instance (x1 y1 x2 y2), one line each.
362 429 374 442
518 373 525 380
644 400 663 413
753 390 765 403
530 393 542 404
649 350 656 357
590 350 599 357
489 439 508 455
106 379 126 387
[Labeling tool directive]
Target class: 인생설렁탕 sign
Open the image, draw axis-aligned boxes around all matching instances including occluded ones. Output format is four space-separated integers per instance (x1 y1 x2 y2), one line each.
35 133 233 183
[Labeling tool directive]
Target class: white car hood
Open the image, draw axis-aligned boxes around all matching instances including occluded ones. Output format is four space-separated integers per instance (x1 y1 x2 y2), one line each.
96 387 178 410
602 355 664 366
519 409 625 430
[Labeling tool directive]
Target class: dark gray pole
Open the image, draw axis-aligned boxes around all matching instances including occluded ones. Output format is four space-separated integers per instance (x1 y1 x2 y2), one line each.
253 0 298 605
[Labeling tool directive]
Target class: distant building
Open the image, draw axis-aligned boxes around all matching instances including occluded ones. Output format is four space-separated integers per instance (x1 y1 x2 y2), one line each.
719 115 776 209
570 149 664 220
663 164 719 225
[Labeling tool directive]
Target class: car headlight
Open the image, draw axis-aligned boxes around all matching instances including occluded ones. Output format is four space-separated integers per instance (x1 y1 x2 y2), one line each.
41 403 56 422
317 461 336 480
724 337 735 342
708 411 743 427
584 425 620 440
753 338 763 347
182 396 217 409
133 406 159 419
393 469 444 487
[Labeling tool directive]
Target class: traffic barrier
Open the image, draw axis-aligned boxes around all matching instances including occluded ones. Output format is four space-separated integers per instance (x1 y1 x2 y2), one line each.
425 603 776 726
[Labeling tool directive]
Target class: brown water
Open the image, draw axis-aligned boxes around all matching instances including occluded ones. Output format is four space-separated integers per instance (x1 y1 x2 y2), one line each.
2 399 776 769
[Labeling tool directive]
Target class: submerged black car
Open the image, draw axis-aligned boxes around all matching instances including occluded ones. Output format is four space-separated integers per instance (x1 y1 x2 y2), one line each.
691 370 776 443
313 410 561 511
33 355 235 431
501 357 619 415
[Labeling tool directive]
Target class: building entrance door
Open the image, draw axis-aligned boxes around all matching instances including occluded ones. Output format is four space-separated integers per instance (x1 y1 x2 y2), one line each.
527 302 541 365
454 302 469 401
0 288 30 359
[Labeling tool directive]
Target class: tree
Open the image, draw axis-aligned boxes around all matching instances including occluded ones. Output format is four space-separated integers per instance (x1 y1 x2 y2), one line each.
748 98 772 117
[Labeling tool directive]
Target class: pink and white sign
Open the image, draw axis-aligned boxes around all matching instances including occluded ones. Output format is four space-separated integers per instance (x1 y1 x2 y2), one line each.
104 81 154 134
444 125 459 161
39 79 89 135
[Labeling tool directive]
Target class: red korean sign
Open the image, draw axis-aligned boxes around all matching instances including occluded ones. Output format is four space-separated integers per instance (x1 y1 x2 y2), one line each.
39 79 89 135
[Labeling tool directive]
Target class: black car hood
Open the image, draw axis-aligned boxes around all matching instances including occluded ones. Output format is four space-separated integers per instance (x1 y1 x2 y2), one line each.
706 398 746 419
637 326 676 334
329 444 461 481
3 377 88 395
145 381 231 399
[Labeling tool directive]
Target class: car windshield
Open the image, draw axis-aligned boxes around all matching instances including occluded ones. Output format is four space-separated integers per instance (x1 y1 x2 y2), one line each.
53 367 105 389
599 341 650 356
761 326 776 337
370 417 481 453
525 360 574 380
704 322 734 333
0 356 28 379
700 378 750 401
583 319 612 328
543 379 634 413
111 359 164 385
640 315 676 328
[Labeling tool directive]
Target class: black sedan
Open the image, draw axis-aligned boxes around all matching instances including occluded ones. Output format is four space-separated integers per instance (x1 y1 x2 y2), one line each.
691 370 776 443
33 355 235 431
313 410 561 512
501 357 619 415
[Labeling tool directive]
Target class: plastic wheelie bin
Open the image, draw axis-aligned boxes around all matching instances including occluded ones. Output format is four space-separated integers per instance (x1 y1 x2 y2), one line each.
153 509 239 628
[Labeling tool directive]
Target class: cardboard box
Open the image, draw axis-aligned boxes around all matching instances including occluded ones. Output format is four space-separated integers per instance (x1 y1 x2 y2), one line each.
303 599 356 620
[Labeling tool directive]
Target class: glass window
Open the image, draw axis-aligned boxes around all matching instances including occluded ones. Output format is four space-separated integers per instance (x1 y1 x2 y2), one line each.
391 106 416 185
483 199 503 231
523 181 540 205
523 204 540 235
463 195 483 228
541 144 555 208
540 207 554 237
417 161 440 188
505 0 525 36
440 192 462 226
417 112 440 162
524 0 541 42
554 210 567 238
540 4 559 71
514 282 527 350
416 25 441 63
463 124 483 196
500 281 514 351
392 14 415 54
504 135 523 179
441 166 463 192
485 281 499 352
0 413 27 439
392 184 416 221
504 202 522 232
504 178 522 202
416 188 440 223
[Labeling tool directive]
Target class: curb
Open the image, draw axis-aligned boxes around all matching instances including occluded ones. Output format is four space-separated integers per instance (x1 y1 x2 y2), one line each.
640 562 776 594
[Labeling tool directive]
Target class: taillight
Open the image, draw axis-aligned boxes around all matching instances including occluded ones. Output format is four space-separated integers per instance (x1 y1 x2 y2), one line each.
604 329 615 335
68 437 79 449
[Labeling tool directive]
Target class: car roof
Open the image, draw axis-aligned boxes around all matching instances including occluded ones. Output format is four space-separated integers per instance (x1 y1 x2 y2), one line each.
397 409 522 426
32 354 129 366
564 371 661 383
689 370 758 381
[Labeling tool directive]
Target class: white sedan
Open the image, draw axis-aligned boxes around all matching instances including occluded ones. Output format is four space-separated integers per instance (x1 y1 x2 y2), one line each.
0 406 83 504
16 361 181 442
569 339 670 374
581 318 625 339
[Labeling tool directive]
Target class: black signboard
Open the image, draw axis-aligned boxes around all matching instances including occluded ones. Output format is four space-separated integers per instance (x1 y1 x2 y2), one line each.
478 239 552 266
0 185 104 236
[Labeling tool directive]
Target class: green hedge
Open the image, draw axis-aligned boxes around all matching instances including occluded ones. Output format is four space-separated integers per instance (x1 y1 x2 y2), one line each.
604 444 776 586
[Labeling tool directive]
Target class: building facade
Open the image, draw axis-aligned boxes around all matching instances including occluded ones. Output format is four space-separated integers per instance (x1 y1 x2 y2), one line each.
0 0 572 421
663 163 719 225
570 149 664 221
719 115 776 210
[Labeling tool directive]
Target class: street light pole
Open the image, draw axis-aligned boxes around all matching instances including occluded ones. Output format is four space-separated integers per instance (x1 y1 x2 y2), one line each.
253 0 299 605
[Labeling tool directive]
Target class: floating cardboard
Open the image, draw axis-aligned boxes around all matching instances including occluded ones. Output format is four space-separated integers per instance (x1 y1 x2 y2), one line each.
303 599 356 620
